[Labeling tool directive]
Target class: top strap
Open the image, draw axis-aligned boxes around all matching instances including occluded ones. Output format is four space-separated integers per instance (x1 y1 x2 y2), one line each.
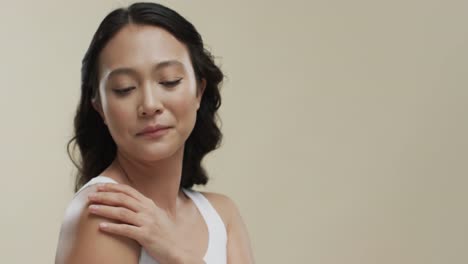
182 189 227 263
74 175 119 197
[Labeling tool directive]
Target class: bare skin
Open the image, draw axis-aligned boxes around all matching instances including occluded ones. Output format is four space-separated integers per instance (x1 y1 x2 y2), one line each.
55 24 254 263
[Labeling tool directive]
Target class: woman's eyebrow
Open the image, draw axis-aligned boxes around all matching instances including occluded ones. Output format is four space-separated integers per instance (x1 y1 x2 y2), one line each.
154 59 184 71
106 60 185 80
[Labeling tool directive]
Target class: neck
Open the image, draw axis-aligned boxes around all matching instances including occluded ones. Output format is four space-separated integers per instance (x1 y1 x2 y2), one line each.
112 146 185 219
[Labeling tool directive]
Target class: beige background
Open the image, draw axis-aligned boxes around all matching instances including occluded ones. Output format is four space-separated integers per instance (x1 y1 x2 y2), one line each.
0 0 466 263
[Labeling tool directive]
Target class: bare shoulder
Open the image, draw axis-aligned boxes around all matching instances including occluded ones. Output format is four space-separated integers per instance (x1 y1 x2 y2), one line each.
55 184 140 264
199 191 239 229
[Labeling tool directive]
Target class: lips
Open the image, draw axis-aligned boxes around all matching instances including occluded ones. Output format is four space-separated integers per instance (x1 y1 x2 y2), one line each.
136 125 171 136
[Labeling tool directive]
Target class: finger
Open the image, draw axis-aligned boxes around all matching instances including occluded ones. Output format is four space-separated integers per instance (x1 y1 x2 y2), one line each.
98 183 149 203
89 192 142 212
89 204 142 226
99 222 144 243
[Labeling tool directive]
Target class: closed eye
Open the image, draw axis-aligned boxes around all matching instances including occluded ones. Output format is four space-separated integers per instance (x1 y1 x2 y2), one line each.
112 78 182 96
113 87 135 96
160 78 182 87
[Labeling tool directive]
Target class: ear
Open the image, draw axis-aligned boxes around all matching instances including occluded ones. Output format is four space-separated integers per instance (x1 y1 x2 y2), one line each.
196 78 206 110
91 97 107 125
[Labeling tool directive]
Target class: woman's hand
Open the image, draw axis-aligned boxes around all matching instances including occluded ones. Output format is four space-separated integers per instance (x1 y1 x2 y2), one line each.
87 183 197 264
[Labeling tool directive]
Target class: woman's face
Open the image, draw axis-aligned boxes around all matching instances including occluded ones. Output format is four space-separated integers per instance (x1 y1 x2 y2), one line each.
93 24 205 162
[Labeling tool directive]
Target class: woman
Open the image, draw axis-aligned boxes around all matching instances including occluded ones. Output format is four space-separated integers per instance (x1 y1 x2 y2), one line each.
55 2 254 264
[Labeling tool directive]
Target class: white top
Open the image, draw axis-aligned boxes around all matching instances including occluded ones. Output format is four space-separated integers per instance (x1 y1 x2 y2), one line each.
76 175 227 264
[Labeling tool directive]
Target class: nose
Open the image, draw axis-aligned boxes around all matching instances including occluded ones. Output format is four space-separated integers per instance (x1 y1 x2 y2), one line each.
138 83 163 117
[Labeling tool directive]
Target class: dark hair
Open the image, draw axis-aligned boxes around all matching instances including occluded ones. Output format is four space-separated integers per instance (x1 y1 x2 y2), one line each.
67 2 224 192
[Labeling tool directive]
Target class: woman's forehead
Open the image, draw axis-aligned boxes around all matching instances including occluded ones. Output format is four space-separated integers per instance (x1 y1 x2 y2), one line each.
98 24 191 74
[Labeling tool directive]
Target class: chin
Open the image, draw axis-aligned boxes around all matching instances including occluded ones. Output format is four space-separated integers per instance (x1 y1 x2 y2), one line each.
134 144 183 162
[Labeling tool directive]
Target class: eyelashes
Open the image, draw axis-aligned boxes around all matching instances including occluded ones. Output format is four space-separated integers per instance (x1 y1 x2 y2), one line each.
114 87 135 95
112 78 183 96
160 78 183 88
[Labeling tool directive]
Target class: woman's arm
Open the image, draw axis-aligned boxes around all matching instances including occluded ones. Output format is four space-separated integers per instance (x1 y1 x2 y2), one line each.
55 186 140 264
225 198 255 263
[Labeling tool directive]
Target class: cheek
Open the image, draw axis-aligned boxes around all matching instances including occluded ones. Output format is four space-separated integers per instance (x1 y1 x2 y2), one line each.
171 91 198 131
103 98 135 137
